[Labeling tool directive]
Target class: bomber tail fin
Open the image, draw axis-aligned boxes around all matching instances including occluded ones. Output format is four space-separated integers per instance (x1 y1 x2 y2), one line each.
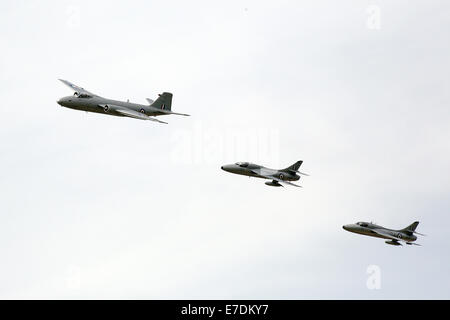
149 92 189 116
150 92 172 111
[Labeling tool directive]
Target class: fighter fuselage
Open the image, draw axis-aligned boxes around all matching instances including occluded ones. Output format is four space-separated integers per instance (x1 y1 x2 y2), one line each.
342 223 417 242
221 162 300 181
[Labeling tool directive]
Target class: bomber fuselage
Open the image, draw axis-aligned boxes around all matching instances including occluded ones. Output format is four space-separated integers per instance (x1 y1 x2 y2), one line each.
57 95 167 117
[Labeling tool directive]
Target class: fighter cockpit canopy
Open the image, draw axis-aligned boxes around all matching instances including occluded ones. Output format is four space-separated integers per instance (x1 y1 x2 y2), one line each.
235 162 249 167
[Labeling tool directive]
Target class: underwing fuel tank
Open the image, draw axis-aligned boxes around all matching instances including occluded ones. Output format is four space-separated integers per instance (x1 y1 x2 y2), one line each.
265 181 282 187
385 240 402 246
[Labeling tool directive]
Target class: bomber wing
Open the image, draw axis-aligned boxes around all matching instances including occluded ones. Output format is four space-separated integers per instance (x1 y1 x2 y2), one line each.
114 108 168 124
59 79 98 97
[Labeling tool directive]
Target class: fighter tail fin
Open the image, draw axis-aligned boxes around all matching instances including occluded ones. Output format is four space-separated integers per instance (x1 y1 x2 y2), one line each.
150 92 172 111
283 160 303 172
282 160 309 176
401 221 420 235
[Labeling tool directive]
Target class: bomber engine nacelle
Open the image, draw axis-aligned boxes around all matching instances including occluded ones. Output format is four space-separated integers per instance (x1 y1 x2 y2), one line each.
265 181 282 187
385 240 402 246
102 104 120 113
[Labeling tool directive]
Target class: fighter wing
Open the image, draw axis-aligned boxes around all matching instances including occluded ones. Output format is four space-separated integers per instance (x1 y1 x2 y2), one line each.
251 170 302 187
114 108 168 124
59 79 98 97
273 178 302 188
372 229 406 242
371 229 422 246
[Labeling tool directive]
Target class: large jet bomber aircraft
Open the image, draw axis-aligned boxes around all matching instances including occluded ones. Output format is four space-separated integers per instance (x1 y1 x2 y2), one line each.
343 221 424 246
221 160 308 187
57 79 189 124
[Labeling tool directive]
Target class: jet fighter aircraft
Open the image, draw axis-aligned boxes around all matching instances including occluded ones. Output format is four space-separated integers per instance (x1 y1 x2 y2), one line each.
221 160 308 187
343 221 424 246
57 79 189 124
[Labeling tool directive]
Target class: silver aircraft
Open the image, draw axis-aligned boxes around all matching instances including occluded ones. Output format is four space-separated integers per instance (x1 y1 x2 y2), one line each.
57 79 189 124
343 221 424 246
221 160 308 187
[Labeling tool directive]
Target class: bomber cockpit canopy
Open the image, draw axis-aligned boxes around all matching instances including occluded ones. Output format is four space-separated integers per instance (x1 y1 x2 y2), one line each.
74 92 92 98
236 162 249 167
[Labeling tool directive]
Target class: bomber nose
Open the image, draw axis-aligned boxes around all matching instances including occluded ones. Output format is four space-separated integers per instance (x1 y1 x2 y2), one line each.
57 98 64 106
343 225 349 231
221 166 224 170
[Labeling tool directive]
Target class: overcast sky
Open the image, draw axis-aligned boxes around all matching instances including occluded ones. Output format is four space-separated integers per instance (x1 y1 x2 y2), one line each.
1 0 449 299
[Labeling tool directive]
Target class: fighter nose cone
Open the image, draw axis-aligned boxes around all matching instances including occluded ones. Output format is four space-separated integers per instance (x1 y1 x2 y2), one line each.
343 225 348 231
221 165 232 172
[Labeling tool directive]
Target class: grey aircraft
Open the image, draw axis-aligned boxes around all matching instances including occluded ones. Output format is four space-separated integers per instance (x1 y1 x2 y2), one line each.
57 79 189 124
221 160 308 187
343 221 424 246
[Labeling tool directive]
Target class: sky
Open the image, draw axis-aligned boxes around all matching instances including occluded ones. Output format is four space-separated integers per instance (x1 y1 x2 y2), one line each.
0 0 449 299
